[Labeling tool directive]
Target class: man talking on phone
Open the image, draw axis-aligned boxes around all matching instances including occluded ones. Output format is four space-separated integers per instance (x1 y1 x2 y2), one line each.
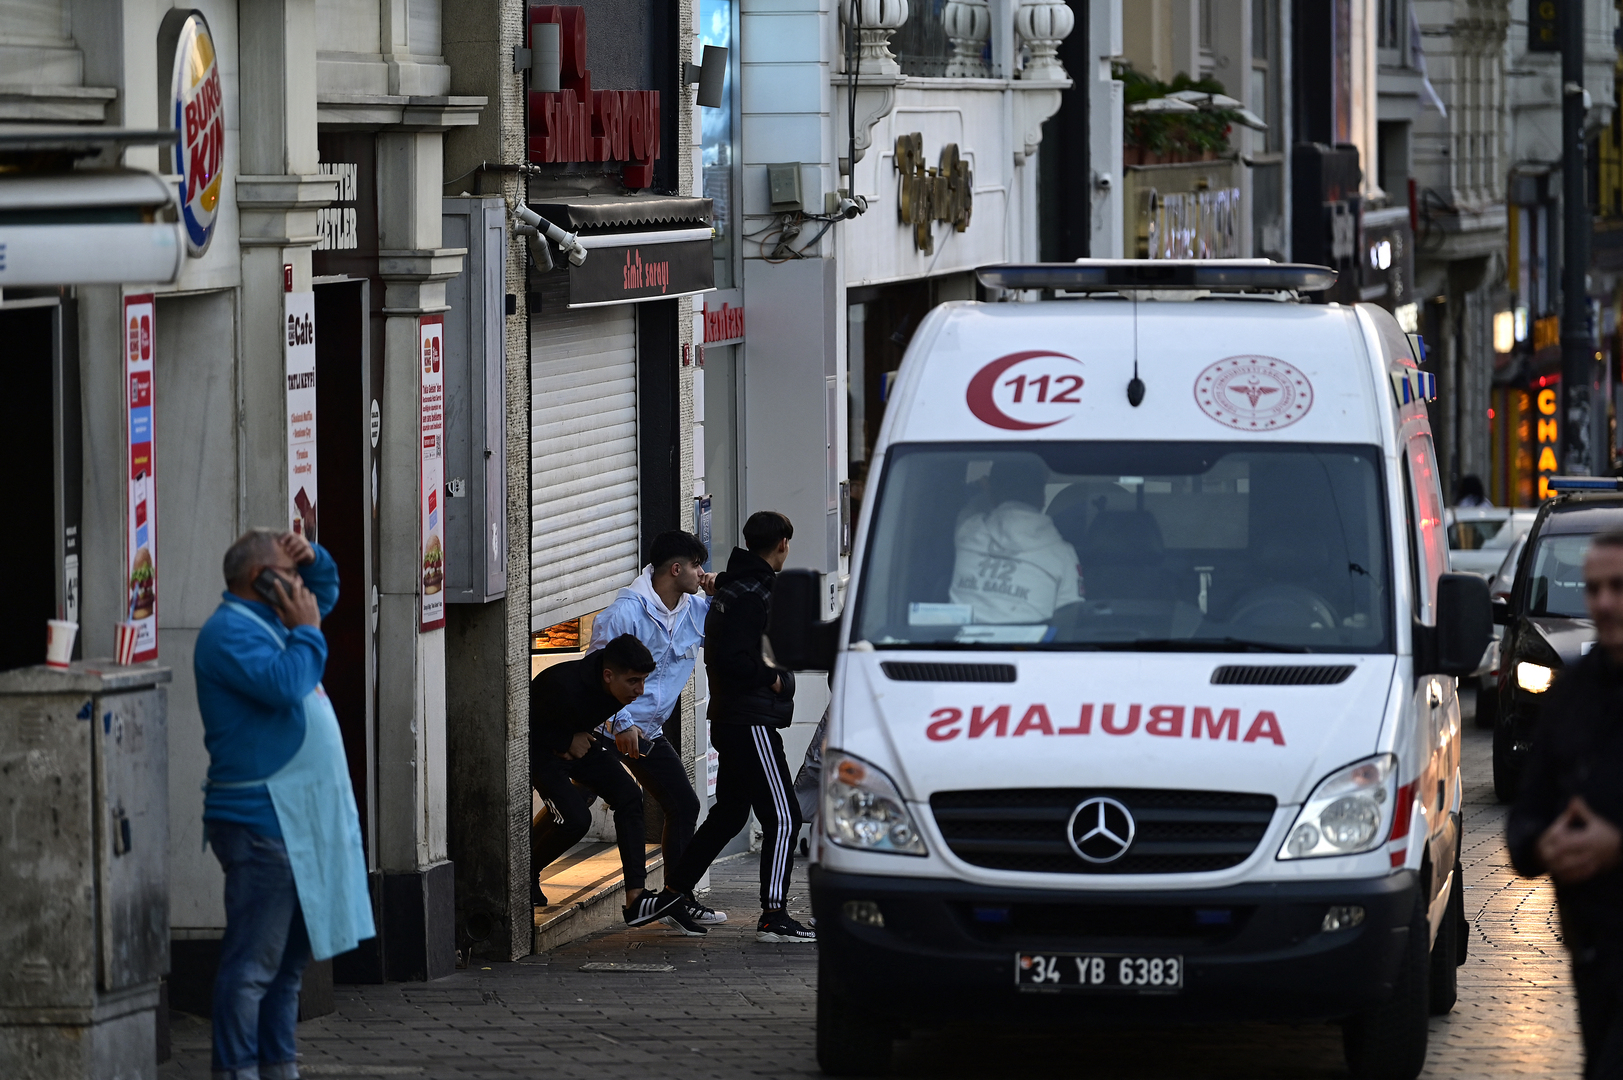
195 529 372 1080
1510 530 1623 1078
587 531 724 929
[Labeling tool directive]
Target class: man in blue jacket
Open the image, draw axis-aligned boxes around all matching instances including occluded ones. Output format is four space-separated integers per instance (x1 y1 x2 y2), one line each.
586 530 724 927
195 528 372 1080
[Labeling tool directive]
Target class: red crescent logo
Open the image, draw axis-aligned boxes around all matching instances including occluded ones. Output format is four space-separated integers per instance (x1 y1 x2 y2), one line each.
966 351 1082 430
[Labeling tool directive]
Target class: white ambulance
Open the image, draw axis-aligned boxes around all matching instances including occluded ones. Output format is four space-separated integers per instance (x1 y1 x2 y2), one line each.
769 261 1492 1080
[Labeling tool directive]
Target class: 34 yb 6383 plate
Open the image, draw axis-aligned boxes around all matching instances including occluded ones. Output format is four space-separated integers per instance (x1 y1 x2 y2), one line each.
1016 952 1184 993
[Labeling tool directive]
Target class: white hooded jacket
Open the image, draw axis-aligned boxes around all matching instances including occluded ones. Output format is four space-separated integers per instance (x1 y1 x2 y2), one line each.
950 501 1082 624
586 565 710 738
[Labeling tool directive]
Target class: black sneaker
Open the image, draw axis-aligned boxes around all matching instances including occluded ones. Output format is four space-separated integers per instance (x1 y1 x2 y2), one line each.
757 909 816 943
531 884 548 907
624 889 682 928
685 894 728 924
658 900 710 937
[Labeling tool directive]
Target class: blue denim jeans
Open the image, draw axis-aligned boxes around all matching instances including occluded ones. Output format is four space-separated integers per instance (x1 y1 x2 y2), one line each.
209 821 311 1080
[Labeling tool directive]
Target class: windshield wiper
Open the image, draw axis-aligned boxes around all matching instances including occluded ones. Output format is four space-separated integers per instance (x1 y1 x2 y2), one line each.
1087 637 1314 653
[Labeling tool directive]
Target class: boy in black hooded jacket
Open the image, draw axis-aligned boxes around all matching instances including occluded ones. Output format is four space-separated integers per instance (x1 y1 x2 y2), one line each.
654 511 814 942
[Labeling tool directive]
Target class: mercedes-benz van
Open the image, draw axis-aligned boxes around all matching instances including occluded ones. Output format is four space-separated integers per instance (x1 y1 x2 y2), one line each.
769 261 1492 1080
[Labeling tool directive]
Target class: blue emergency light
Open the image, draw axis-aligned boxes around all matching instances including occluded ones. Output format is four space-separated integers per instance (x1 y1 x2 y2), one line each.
976 260 1338 293
1547 477 1623 492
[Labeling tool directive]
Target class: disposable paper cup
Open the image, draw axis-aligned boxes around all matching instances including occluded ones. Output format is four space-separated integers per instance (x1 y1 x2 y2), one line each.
45 619 78 669
114 622 139 666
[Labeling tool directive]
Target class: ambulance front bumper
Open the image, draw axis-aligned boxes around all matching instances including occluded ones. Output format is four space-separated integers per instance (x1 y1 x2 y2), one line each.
810 866 1419 1024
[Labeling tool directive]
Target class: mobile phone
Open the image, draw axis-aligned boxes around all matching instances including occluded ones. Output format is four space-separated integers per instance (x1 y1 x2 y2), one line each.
252 568 287 607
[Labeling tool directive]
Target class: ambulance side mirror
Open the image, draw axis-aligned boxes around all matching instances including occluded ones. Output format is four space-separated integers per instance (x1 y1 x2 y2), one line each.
1421 573 1494 677
768 569 839 672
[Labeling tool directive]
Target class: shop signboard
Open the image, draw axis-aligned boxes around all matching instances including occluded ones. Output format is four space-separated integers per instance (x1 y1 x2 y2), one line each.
1535 384 1560 500
286 291 318 538
420 315 446 630
567 239 714 307
161 10 225 257
123 294 159 662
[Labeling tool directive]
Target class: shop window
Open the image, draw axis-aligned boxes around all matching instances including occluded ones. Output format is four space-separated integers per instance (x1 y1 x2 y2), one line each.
701 0 735 288
531 611 601 678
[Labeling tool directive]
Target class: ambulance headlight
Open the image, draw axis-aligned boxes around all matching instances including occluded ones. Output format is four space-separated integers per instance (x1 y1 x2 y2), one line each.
1278 753 1396 860
824 750 928 856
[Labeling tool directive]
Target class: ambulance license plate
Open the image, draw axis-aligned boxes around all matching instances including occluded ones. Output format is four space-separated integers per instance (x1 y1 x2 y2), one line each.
1015 952 1183 993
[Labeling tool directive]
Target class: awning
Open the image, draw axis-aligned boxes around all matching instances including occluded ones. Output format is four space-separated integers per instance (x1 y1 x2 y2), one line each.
527 193 712 231
0 168 182 285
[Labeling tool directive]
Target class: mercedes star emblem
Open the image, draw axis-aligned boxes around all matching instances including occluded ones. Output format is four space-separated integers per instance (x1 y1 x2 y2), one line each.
1067 796 1136 864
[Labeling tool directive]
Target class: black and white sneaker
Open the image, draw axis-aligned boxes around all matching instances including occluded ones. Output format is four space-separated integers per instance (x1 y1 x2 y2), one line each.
757 909 816 943
656 895 709 936
685 895 728 925
623 889 682 928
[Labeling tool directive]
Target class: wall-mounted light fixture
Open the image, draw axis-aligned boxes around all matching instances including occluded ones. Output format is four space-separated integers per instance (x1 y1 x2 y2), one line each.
683 45 728 109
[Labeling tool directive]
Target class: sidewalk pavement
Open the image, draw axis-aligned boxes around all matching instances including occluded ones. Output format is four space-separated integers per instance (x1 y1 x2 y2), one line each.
160 718 1585 1079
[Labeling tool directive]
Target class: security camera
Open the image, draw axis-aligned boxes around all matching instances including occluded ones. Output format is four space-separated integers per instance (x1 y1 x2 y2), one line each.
513 204 587 266
828 192 868 220
1094 172 1113 191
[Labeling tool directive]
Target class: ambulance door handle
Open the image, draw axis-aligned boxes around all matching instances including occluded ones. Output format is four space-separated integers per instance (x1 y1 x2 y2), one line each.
1426 679 1442 709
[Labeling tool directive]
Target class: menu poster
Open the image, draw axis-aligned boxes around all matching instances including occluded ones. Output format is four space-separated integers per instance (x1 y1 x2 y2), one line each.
285 291 318 539
419 315 446 630
123 294 159 662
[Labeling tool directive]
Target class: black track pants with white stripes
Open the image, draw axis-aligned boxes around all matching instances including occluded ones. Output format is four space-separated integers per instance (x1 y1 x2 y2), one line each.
667 722 801 911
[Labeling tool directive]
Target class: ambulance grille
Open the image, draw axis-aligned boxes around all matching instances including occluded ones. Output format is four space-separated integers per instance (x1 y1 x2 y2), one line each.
881 662 1017 683
1210 664 1355 685
930 788 1277 875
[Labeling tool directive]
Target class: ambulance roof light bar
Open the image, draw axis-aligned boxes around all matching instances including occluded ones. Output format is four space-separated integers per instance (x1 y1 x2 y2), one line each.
976 260 1338 294
1547 477 1623 492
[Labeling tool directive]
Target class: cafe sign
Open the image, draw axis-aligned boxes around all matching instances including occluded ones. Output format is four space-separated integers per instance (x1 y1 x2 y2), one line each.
160 10 225 257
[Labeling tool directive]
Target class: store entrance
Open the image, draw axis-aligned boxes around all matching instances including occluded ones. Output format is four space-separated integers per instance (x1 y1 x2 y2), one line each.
4 305 58 671
314 279 374 854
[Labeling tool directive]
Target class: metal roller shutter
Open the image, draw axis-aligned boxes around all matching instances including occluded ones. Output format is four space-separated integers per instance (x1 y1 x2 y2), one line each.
530 301 639 630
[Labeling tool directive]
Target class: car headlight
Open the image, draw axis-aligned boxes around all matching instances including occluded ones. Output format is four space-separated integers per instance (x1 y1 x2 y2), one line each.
1278 753 1396 860
823 750 927 856
1516 661 1555 693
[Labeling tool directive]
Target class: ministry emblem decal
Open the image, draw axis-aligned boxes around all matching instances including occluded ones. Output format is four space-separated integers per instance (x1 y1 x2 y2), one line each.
1067 796 1136 864
1194 355 1314 431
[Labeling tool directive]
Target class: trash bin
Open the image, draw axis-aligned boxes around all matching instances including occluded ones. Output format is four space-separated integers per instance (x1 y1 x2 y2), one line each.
0 661 170 1080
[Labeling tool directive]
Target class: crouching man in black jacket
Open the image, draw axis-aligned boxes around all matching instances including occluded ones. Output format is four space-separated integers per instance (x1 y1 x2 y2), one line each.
1508 530 1623 1079
653 511 814 942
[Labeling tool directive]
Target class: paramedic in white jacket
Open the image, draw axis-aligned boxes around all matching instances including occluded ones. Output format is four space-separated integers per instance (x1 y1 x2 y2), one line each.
950 458 1082 624
586 530 727 925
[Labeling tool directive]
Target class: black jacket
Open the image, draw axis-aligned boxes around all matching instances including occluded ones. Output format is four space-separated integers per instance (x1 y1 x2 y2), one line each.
705 547 796 726
529 652 624 759
1507 647 1623 948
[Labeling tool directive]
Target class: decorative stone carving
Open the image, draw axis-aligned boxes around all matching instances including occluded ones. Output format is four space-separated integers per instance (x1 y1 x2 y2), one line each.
839 0 909 78
943 0 991 78
838 77 903 169
1014 0 1074 82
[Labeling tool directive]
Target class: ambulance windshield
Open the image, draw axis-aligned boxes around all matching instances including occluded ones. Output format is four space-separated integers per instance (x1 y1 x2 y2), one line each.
853 442 1392 653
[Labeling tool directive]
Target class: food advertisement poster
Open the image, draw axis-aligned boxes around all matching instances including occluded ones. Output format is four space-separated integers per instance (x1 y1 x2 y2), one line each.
285 291 318 539
123 294 159 662
419 315 446 630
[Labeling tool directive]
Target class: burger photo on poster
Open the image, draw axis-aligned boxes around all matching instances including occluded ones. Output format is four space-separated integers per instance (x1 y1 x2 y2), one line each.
129 548 155 620
422 535 443 595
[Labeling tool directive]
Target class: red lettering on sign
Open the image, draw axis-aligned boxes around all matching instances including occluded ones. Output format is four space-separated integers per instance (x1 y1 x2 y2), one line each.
1191 707 1240 740
1243 711 1285 745
1101 703 1139 735
967 705 1009 739
1146 705 1184 737
1013 704 1054 737
926 707 962 741
527 5 661 187
1056 703 1092 735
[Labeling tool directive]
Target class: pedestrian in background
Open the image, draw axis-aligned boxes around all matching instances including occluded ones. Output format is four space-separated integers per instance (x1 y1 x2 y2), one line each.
586 530 727 928
529 633 697 931
1457 474 1492 507
1509 529 1623 1078
653 511 814 943
195 529 374 1080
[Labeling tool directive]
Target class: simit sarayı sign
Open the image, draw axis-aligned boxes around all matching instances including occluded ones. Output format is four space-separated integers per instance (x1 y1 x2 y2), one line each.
527 5 662 188
160 10 225 257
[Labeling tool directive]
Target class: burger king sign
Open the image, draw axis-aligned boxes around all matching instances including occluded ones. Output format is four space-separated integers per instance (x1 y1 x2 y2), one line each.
162 11 224 257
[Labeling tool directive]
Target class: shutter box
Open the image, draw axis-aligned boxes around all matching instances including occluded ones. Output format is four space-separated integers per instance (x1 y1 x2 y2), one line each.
441 196 509 604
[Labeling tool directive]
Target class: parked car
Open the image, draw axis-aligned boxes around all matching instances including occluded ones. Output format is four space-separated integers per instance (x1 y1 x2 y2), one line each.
772 260 1492 1080
1490 489 1623 800
1445 507 1537 578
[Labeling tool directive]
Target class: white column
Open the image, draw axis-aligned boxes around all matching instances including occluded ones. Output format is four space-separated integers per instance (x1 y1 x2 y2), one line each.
1089 0 1124 257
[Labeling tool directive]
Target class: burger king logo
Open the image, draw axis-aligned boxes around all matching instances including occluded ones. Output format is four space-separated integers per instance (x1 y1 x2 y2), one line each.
167 12 224 257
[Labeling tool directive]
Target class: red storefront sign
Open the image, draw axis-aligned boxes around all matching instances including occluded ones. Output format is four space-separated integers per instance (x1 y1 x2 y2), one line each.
527 5 661 188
